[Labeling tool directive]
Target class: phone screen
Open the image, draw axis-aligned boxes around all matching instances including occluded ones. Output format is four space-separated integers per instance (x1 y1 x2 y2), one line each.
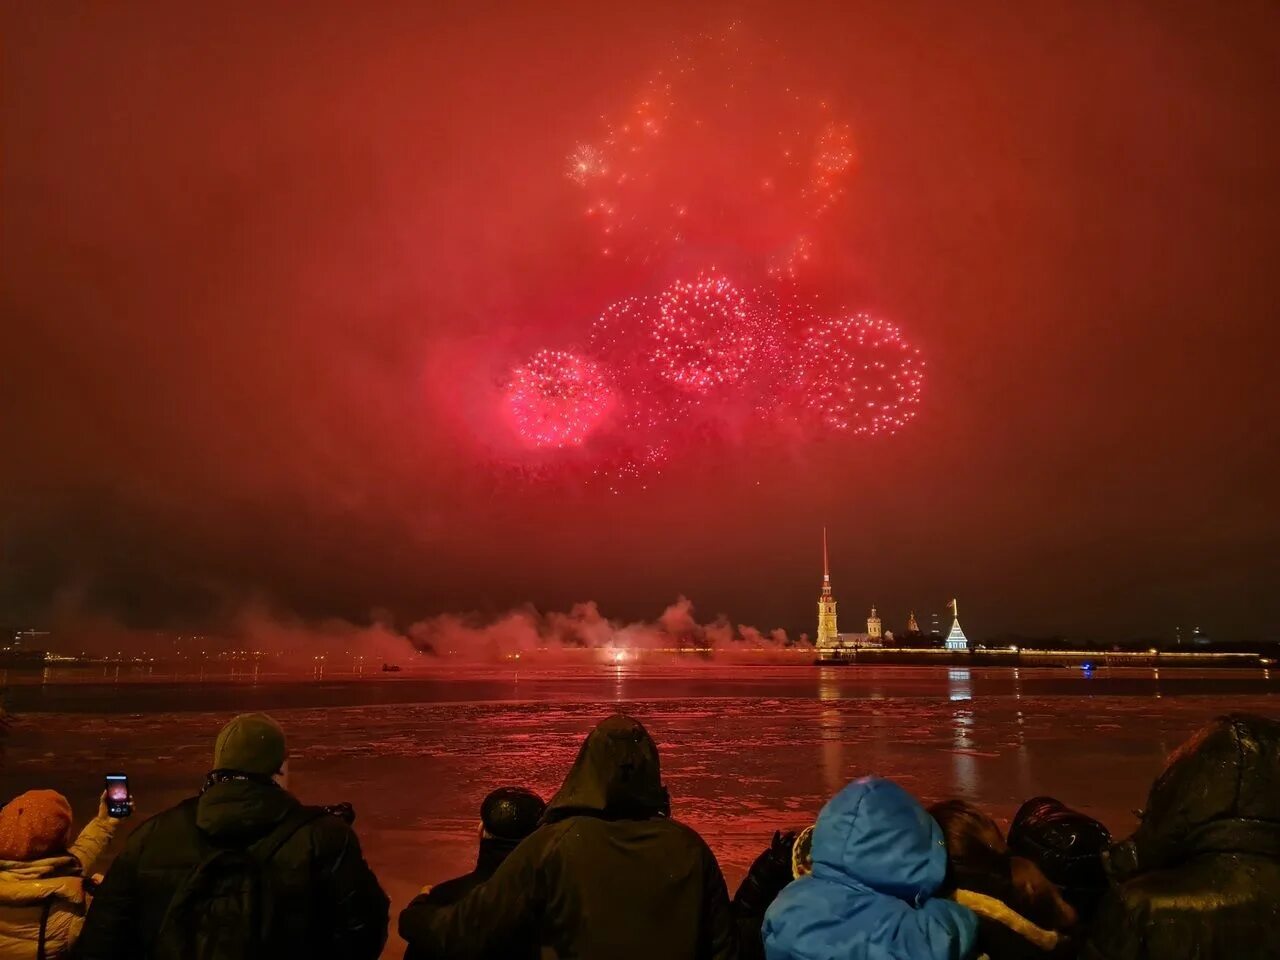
105 774 132 818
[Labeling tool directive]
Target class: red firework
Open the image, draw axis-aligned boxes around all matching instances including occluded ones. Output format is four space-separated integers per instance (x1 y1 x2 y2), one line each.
650 275 767 392
565 25 858 275
791 313 925 435
503 349 615 448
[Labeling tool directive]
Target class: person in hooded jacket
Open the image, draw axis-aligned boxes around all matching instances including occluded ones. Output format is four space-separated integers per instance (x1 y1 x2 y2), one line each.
763 777 977 960
0 789 117 959
929 800 1077 960
74 712 389 960
1083 713 1280 960
398 714 735 960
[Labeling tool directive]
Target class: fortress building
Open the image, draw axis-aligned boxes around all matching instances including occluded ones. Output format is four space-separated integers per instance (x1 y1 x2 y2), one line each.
814 531 968 656
814 530 881 656
816 528 840 651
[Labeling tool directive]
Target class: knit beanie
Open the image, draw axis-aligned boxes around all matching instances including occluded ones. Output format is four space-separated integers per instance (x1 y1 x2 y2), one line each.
213 713 287 776
0 790 74 861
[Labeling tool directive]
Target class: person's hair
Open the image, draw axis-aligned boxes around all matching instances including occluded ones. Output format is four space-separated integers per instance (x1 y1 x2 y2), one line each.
931 799 1008 862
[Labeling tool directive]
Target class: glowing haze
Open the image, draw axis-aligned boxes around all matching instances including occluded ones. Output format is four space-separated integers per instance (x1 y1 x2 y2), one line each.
3 3 1278 644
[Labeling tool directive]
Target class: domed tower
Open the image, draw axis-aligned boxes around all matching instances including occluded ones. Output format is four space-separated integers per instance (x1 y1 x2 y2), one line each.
867 605 882 641
816 528 839 651
906 611 920 634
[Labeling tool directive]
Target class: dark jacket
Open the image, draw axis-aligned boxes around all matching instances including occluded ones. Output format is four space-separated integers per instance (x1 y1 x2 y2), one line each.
399 715 735 960
426 836 519 906
74 777 389 960
405 838 534 960
731 831 797 960
1008 798 1110 922
1084 713 1280 960
762 778 977 960
948 857 1074 960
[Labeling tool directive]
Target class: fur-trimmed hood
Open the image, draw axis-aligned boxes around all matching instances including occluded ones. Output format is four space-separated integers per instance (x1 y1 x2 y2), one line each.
955 889 1074 960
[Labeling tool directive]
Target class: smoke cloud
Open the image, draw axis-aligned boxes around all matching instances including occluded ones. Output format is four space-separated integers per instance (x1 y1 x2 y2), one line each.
41 597 804 666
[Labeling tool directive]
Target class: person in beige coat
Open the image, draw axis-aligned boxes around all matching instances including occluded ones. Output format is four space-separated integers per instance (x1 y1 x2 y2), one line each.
0 790 118 959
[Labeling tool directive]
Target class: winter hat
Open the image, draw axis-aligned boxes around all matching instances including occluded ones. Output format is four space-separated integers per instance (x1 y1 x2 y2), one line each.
0 790 74 861
213 713 287 776
481 787 546 842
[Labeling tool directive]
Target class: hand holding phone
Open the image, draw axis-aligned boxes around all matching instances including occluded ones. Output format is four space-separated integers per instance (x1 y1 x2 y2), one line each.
105 774 133 819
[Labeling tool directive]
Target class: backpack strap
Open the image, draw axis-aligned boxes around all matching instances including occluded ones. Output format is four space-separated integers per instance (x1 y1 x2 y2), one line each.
249 805 327 865
36 899 53 960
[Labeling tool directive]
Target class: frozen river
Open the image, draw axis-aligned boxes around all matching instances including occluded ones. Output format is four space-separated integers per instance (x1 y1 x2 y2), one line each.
5 664 1277 957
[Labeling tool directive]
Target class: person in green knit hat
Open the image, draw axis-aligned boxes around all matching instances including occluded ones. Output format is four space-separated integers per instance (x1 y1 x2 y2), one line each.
77 713 388 960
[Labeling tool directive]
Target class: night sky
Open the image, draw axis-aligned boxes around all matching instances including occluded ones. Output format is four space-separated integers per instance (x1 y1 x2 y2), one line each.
4 2 1278 645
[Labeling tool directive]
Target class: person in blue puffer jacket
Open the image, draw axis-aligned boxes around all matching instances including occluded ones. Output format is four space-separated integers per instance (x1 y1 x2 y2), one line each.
763 776 978 960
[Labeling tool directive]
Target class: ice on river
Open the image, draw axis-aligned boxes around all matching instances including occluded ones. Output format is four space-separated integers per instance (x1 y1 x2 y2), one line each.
5 664 1277 958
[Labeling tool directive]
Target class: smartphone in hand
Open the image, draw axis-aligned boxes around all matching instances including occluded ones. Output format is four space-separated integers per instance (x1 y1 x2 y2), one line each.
105 773 133 818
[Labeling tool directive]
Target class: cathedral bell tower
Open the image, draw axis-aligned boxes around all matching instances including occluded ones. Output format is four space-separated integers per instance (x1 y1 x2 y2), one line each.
867 605 882 641
816 527 839 650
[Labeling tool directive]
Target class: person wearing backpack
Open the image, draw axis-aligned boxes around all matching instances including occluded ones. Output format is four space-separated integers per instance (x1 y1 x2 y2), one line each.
75 713 388 960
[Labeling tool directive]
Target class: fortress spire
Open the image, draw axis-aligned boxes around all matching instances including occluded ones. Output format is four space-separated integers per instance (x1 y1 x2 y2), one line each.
816 527 839 651
822 526 831 597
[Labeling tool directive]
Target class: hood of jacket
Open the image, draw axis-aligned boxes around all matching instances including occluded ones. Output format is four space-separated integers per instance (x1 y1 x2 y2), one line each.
1116 713 1280 876
543 715 670 823
0 855 85 906
812 776 950 902
195 776 299 844
763 778 976 960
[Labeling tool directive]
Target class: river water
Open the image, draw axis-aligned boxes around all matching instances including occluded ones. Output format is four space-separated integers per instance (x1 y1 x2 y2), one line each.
4 664 1277 957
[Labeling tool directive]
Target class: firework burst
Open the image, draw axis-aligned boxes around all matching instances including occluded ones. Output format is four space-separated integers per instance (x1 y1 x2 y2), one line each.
564 26 858 276
790 313 924 435
565 143 607 186
503 349 615 448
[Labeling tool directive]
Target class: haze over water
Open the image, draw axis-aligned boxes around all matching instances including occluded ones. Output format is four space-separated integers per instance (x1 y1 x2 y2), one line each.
6 664 1278 958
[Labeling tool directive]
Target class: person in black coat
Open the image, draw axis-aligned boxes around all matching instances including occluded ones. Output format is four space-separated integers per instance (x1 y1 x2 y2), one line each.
1008 796 1111 922
731 829 799 960
1083 712 1280 960
75 713 389 960
423 787 544 905
399 714 735 960
405 786 544 960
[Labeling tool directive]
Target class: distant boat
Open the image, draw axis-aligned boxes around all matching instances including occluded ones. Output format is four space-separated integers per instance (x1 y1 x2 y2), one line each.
381 663 402 673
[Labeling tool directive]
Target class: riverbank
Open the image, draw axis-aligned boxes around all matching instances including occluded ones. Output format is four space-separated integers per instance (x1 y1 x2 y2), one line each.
816 648 1268 668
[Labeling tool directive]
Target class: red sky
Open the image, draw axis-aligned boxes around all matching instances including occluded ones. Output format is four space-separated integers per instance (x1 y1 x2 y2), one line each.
3 1 1278 642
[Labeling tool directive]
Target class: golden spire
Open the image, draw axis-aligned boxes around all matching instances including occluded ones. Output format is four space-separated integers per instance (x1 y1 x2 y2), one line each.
822 526 831 597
